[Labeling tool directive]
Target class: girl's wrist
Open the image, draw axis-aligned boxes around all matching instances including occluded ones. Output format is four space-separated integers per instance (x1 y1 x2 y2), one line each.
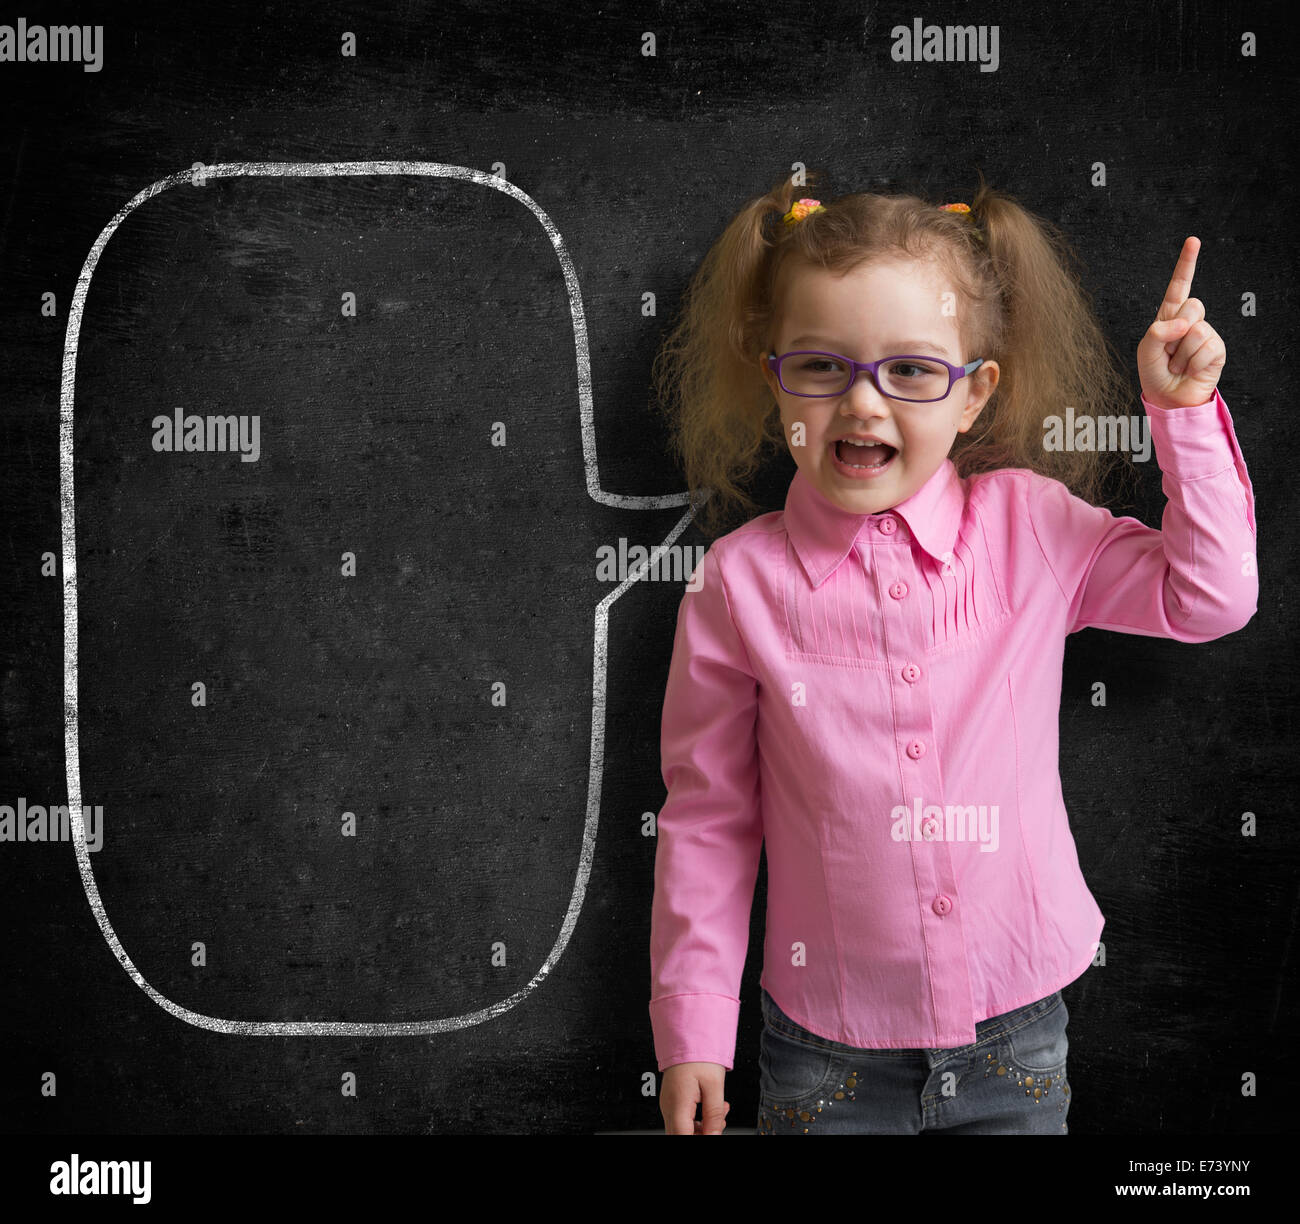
1142 386 1218 411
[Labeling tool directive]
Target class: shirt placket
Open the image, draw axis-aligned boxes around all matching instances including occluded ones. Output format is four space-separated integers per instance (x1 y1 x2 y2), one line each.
866 511 975 1044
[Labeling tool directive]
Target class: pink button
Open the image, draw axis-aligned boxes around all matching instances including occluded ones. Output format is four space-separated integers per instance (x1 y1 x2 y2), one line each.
906 740 926 759
922 818 939 839
902 663 921 683
889 581 908 599
879 517 896 534
932 895 952 916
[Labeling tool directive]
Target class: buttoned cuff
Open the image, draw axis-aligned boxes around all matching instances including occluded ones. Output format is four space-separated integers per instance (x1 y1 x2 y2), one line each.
649 992 741 1072
1142 387 1256 535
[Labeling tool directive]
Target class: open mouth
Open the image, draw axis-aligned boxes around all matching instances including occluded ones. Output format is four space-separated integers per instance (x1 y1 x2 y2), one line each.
833 439 897 470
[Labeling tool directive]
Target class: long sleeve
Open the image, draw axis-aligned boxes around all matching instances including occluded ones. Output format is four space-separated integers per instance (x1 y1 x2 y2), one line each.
648 543 763 1072
1025 387 1258 641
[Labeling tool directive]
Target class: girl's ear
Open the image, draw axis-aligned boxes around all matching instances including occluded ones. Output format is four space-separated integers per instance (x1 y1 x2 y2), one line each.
971 359 999 405
958 360 999 431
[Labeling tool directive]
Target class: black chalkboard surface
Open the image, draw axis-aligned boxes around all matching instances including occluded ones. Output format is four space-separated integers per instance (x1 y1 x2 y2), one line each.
0 0 1295 1147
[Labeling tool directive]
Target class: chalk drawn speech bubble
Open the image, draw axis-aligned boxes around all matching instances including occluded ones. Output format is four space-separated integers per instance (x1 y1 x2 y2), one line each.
59 161 704 1034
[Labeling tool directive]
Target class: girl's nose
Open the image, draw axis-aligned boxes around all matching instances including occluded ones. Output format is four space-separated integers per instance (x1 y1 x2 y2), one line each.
841 370 892 417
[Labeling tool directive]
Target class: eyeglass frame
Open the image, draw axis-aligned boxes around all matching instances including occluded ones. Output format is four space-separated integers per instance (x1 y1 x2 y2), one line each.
765 349 985 403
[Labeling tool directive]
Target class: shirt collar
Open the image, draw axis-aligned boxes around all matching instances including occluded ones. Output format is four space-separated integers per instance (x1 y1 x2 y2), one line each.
784 459 966 588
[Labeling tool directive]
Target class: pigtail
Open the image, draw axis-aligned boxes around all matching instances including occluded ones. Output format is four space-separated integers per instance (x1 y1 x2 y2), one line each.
651 171 823 538
955 170 1137 509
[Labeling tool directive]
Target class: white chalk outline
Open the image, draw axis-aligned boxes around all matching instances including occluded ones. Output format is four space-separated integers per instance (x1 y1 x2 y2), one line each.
60 161 706 1033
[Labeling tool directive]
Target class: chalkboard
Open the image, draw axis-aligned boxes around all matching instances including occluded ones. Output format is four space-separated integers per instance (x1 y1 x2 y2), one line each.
0 0 1294 1148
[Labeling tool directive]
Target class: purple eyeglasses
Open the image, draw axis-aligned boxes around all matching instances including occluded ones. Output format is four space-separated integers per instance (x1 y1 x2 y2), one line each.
766 349 985 403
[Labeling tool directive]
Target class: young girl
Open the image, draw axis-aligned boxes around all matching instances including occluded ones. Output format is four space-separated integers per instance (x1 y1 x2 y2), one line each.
647 171 1257 1135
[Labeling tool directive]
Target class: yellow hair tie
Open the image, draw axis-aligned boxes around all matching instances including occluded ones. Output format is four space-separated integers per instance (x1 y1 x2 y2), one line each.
940 201 985 242
783 197 826 227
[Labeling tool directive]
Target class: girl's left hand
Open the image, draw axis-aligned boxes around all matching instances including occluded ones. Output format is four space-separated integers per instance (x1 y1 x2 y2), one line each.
1137 236 1226 410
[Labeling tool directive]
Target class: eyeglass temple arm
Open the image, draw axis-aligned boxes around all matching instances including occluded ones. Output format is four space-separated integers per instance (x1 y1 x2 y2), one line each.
768 354 985 374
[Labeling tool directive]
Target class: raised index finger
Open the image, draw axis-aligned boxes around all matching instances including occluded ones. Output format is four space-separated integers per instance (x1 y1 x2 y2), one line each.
1157 236 1201 320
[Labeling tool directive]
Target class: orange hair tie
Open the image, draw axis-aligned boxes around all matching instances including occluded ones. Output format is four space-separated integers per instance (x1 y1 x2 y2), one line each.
783 197 826 227
940 201 986 242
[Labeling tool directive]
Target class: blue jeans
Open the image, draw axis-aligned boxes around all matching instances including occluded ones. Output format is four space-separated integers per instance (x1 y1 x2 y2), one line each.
756 986 1071 1134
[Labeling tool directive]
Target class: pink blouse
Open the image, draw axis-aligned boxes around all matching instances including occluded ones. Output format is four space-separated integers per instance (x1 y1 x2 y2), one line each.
649 389 1257 1071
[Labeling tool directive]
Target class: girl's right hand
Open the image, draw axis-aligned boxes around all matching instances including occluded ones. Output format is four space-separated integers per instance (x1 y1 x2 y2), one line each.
660 1062 730 1134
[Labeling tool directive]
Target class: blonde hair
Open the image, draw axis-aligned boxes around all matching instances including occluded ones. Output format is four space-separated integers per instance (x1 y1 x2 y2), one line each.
650 168 1139 539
